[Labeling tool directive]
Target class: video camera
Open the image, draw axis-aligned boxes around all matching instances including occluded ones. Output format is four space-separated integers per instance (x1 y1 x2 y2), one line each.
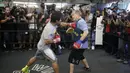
46 4 56 15
11 6 27 22
11 6 27 18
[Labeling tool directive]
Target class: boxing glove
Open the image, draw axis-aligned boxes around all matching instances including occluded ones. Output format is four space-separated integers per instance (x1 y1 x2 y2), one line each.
73 40 83 49
68 22 76 29
53 35 61 43
66 27 74 33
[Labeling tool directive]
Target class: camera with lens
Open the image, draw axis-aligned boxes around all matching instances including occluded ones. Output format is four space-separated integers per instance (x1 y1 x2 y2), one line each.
46 4 56 15
11 6 27 22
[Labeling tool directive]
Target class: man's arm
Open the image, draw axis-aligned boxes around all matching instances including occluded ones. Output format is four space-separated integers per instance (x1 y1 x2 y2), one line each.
60 22 76 28
60 22 68 27
78 20 89 41
44 39 54 45
0 18 9 24
44 31 59 45
80 30 88 41
43 29 61 45
44 36 61 45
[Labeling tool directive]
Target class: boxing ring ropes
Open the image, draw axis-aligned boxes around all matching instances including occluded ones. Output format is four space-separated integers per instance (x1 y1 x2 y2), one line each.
0 28 74 49
1 28 130 48
0 25 130 66
103 32 130 65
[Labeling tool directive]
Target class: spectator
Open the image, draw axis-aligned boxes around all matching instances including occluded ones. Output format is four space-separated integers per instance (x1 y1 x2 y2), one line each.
37 2 48 32
0 6 16 52
85 10 94 50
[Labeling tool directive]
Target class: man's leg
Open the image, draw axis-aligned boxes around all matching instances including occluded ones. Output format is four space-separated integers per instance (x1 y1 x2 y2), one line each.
81 54 91 71
81 58 89 68
68 49 78 73
69 63 74 73
27 57 37 66
79 49 90 71
21 57 37 73
52 62 59 73
43 48 59 73
21 49 41 73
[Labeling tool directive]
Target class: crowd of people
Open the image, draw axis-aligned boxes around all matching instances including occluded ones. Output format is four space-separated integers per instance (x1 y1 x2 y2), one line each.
0 3 92 53
0 6 34 52
102 7 130 64
0 1 130 73
0 3 59 52
0 2 130 63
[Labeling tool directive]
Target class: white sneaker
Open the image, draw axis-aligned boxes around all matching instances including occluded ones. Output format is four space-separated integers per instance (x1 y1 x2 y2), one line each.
91 46 95 50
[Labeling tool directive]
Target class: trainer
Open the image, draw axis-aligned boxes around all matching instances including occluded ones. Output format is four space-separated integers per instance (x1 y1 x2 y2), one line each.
61 10 90 73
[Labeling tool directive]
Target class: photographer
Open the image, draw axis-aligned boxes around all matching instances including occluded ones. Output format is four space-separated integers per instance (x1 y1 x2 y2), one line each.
14 6 29 50
37 3 48 32
124 12 130 62
0 6 16 52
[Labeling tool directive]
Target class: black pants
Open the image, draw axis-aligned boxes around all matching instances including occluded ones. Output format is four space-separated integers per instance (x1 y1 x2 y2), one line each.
0 32 15 51
104 33 118 54
68 49 85 65
127 34 130 60
117 33 130 60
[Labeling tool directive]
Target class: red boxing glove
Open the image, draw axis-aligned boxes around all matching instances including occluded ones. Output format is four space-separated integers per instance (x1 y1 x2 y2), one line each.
68 22 76 29
73 40 82 49
53 35 61 43
73 42 81 49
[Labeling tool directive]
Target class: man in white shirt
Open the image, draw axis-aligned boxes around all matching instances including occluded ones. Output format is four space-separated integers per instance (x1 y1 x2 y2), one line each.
21 11 62 73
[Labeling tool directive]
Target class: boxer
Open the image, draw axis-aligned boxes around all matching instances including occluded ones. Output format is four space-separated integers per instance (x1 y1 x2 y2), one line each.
21 11 62 73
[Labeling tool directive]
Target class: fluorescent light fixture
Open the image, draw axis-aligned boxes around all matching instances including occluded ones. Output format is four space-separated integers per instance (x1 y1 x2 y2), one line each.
13 1 68 8
13 1 37 5
28 5 39 8
13 1 38 8
45 3 53 5
56 3 68 8
45 3 68 8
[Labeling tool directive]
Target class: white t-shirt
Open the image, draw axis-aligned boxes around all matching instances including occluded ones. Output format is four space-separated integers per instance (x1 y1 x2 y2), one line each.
37 22 57 49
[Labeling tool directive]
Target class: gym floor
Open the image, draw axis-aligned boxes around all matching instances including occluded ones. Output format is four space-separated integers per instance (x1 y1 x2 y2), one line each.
0 49 130 73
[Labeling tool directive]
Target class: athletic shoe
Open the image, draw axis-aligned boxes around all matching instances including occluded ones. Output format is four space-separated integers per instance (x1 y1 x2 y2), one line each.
117 59 123 62
29 48 32 51
91 46 95 50
83 67 91 72
21 66 29 73
123 60 128 64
